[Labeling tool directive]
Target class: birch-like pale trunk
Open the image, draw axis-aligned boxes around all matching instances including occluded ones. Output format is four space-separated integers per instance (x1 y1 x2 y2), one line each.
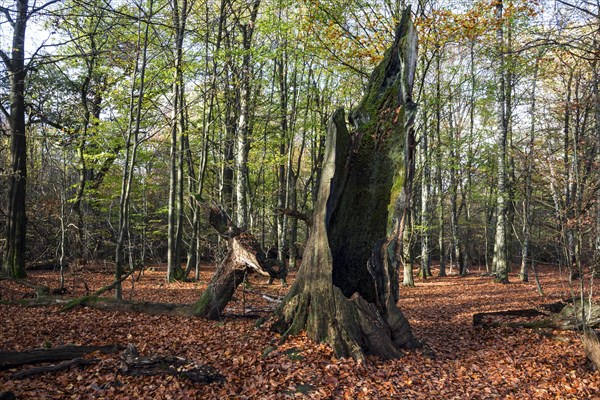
492 0 509 283
233 0 260 230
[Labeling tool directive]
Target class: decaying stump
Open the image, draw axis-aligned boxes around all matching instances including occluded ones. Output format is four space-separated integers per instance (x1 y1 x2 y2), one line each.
272 8 419 361
192 207 287 319
120 344 223 384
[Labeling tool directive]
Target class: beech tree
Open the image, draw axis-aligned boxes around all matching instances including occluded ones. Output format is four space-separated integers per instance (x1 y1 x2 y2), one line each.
0 0 60 278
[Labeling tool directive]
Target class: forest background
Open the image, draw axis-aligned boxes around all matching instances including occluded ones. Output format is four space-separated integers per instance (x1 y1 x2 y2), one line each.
1 0 599 294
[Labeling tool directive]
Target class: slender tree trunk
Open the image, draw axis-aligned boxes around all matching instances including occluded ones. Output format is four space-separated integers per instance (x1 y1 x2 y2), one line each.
233 0 260 230
401 115 416 287
2 0 29 278
276 55 288 265
520 56 539 282
448 103 465 276
493 0 509 284
115 1 151 299
594 32 600 277
185 0 226 279
434 48 446 277
167 0 189 281
419 111 431 279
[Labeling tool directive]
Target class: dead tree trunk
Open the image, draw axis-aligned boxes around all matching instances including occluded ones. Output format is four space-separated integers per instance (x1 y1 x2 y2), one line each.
272 8 419 361
192 207 286 319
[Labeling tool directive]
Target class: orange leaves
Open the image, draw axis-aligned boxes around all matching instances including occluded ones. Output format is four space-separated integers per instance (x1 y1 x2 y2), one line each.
2 266 600 398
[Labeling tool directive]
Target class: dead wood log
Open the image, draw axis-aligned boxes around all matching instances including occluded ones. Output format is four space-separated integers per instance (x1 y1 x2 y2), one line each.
540 300 600 330
11 296 194 316
0 345 120 370
120 344 223 384
11 357 99 379
60 268 136 311
473 301 600 331
272 8 420 361
0 392 15 400
473 309 547 327
192 207 287 319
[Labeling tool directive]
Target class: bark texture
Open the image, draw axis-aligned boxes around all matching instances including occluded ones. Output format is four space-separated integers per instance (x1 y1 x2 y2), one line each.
192 208 286 319
272 9 419 361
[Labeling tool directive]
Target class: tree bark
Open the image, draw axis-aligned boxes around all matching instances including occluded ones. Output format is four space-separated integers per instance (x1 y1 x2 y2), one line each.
234 0 260 230
2 0 29 278
167 0 189 281
272 9 419 361
192 208 286 319
492 0 509 283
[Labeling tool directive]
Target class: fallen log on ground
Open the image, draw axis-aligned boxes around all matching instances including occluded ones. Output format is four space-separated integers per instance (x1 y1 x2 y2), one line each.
9 296 195 317
11 357 99 379
473 309 547 328
0 345 121 370
473 300 600 330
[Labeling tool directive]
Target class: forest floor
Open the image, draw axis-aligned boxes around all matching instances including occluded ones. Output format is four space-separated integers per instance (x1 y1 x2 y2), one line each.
1 262 600 399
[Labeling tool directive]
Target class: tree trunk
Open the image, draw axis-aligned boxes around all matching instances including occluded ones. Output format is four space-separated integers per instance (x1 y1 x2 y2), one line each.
167 0 189 281
434 49 446 278
2 0 28 279
419 113 431 279
234 0 260 230
273 9 419 361
115 3 151 298
493 0 509 284
520 56 539 282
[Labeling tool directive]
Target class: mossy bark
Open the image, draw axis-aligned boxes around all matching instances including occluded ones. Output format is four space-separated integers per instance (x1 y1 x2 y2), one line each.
273 8 419 361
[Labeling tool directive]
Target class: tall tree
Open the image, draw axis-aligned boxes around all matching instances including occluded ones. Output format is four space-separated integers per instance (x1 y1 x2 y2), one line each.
114 0 153 299
1 0 59 277
233 0 260 229
167 0 192 281
492 0 509 283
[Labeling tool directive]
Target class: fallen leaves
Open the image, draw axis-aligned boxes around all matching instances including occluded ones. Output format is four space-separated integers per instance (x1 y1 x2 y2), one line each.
1 264 600 398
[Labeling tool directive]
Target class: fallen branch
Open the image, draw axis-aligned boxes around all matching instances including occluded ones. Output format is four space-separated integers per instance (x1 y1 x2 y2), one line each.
120 344 223 384
473 301 600 331
11 296 194 317
0 345 120 370
274 208 312 227
60 268 136 311
11 357 99 379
